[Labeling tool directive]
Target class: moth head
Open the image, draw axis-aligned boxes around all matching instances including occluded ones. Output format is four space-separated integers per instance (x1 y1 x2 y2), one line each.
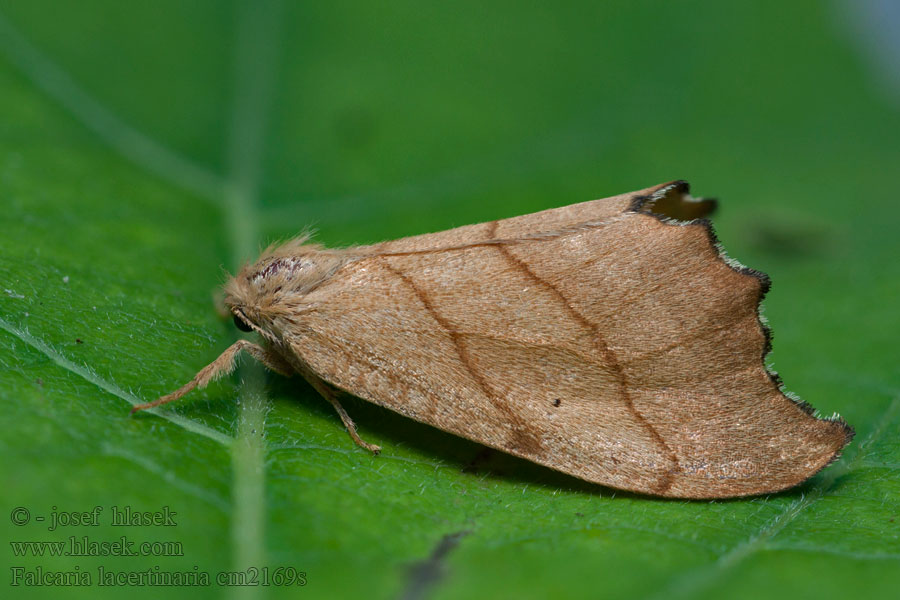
223 236 353 339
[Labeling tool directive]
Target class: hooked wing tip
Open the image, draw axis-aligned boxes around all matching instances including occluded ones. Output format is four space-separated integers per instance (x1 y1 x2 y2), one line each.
630 180 718 221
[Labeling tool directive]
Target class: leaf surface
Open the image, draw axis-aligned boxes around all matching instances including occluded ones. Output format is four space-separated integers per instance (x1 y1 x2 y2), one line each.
1 2 897 599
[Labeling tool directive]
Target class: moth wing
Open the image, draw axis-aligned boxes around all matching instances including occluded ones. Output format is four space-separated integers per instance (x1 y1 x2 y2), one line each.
289 197 850 498
369 181 688 253
285 242 679 496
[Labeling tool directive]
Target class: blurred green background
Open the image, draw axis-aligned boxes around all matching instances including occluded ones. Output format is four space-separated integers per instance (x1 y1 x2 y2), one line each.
1 1 897 599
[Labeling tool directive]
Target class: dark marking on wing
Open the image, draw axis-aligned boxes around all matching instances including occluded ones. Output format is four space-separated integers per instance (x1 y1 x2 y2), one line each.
486 220 681 494
377 256 545 457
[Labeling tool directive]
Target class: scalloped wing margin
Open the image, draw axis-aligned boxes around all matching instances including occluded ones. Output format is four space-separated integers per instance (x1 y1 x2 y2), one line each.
628 180 855 459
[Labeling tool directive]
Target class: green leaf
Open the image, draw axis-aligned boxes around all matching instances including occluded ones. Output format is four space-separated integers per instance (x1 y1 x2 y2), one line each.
1 1 897 599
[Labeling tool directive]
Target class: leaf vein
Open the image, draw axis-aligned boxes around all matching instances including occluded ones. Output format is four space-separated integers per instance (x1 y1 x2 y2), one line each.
0 10 224 202
0 316 233 446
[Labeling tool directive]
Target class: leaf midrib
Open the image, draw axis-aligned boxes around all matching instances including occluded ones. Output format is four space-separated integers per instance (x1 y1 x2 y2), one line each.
0 3 281 595
220 0 285 594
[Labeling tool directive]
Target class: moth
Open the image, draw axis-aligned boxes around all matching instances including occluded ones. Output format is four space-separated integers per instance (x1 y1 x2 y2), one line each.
133 181 853 498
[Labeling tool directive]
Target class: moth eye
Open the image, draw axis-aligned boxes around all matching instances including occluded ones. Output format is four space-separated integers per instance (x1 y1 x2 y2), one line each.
233 315 252 332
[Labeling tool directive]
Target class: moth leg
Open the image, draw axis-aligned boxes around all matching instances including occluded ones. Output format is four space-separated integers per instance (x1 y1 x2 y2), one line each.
300 371 382 455
130 340 293 413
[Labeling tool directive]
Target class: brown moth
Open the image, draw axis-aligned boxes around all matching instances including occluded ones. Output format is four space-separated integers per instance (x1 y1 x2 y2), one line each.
132 181 853 498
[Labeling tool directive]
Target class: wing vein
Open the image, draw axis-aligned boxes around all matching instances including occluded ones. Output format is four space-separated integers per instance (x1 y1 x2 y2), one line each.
487 220 681 493
376 256 544 455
